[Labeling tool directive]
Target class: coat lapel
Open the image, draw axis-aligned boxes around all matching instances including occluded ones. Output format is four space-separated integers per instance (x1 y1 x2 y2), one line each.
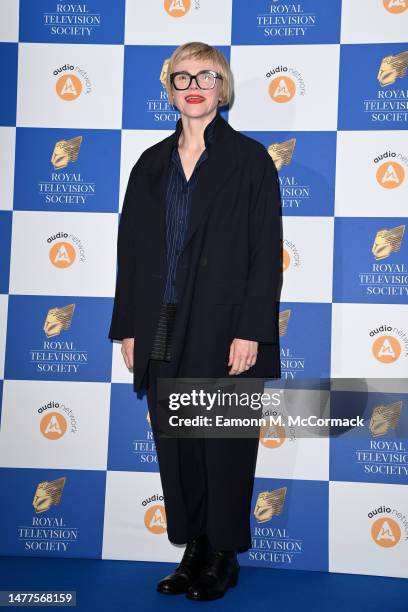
146 114 238 259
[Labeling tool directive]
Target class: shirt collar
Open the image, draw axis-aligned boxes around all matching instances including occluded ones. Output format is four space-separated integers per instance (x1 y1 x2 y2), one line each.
173 110 220 151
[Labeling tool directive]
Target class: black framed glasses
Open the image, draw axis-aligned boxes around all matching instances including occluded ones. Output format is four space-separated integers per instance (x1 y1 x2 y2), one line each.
170 70 223 90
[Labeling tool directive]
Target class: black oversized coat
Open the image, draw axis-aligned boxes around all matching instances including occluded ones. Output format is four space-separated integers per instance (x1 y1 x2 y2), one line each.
108 114 283 391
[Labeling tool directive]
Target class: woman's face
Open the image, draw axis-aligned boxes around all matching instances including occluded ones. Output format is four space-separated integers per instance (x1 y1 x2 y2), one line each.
170 57 222 118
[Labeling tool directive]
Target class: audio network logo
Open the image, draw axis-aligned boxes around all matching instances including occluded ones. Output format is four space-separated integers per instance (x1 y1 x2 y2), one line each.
266 63 306 103
38 399 79 440
369 503 408 547
259 408 289 449
164 0 201 16
383 0 408 14
143 493 167 534
373 148 406 189
53 62 92 100
164 0 190 17
369 320 408 364
282 237 301 272
47 229 87 268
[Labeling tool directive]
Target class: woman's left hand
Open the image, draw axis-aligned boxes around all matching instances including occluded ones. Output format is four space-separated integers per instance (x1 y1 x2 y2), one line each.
228 338 258 375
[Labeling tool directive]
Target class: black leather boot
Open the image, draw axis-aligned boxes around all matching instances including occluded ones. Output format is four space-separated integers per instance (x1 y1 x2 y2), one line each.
156 534 210 595
186 549 239 601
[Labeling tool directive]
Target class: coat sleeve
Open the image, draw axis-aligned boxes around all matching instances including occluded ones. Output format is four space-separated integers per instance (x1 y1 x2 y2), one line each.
108 158 142 341
234 149 282 344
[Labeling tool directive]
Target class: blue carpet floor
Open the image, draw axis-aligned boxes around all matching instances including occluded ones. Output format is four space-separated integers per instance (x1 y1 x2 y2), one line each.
0 556 407 611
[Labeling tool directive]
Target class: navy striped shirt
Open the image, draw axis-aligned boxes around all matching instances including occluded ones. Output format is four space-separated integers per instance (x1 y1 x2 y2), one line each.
163 111 219 304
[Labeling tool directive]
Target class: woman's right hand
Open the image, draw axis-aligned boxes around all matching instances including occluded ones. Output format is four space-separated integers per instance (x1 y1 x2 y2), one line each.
121 338 134 370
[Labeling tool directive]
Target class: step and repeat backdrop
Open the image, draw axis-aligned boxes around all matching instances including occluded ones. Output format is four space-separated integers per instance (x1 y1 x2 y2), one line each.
0 0 407 579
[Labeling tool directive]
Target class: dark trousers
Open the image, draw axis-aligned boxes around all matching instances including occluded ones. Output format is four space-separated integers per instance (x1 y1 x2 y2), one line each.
146 356 262 553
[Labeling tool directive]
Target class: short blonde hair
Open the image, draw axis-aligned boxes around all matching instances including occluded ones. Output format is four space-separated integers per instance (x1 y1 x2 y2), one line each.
165 42 233 107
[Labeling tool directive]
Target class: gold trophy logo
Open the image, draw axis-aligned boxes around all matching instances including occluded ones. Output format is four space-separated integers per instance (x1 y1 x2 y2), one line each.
279 309 291 336
371 224 405 260
369 401 402 437
33 477 66 513
160 59 170 88
51 136 82 170
267 138 296 172
377 50 408 86
43 304 76 338
254 487 287 523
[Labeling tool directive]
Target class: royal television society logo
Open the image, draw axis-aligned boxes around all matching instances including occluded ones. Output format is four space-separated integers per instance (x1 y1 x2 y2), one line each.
266 63 306 103
268 138 312 210
369 503 408 548
250 487 304 564
147 58 180 123
143 493 167 535
17 477 80 553
38 399 79 440
374 148 406 189
37 136 95 208
47 228 87 268
42 3 102 38
354 401 405 478
358 224 407 299
256 1 319 39
29 303 89 376
53 63 92 100
132 409 158 466
364 50 408 123
279 309 306 379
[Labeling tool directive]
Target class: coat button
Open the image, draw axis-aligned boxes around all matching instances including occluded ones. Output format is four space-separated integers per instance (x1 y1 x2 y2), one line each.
200 256 207 267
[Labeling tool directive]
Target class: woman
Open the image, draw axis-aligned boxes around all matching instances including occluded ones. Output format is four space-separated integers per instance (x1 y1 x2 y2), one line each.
109 42 282 601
